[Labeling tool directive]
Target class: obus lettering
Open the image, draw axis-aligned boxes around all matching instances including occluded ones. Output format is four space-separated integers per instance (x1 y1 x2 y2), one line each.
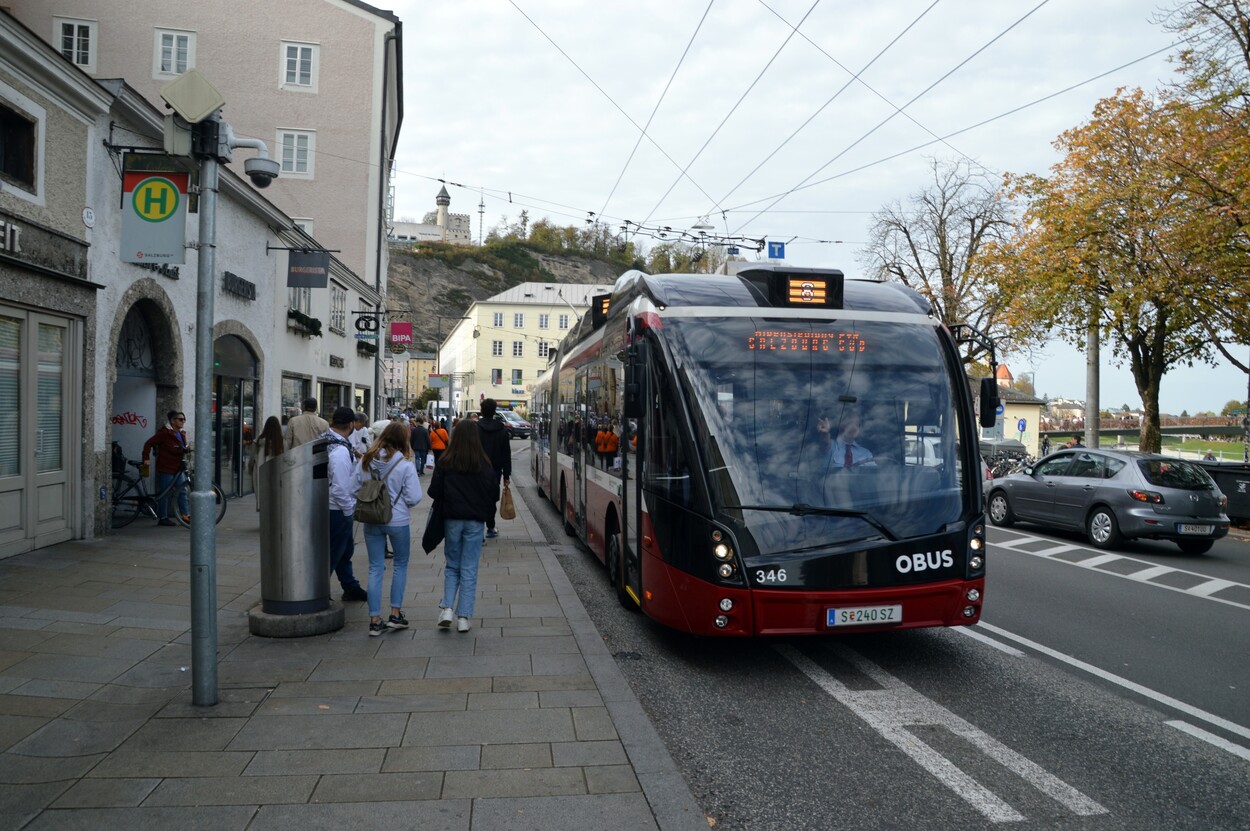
895 550 954 574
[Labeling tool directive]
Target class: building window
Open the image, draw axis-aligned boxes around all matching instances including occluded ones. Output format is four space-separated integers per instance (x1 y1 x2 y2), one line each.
292 218 314 235
538 313 549 330
154 29 195 77
538 341 551 359
492 312 503 327
512 341 523 358
288 286 311 314
491 368 503 385
277 129 315 178
513 313 524 328
0 102 37 194
559 314 570 329
491 340 503 357
329 283 346 334
281 42 319 91
511 369 523 385
55 18 96 73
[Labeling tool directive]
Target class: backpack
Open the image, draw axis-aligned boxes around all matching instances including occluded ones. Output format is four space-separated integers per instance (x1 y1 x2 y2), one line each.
354 460 401 525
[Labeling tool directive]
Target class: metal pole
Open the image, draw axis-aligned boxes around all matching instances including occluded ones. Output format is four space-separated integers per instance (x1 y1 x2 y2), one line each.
1244 344 1249 464
1085 314 1100 449
191 119 221 706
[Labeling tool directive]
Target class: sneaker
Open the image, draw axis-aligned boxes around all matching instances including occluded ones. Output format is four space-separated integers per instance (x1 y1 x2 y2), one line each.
456 616 471 633
157 518 176 527
341 586 368 602
180 513 191 524
485 529 499 539
387 613 409 630
368 620 386 637
437 607 454 628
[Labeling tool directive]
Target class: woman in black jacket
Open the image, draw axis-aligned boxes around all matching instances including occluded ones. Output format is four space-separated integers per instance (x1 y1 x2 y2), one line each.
428 419 499 632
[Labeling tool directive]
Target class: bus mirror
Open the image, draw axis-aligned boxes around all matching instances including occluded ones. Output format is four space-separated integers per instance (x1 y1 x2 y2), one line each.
979 378 999 429
624 344 644 419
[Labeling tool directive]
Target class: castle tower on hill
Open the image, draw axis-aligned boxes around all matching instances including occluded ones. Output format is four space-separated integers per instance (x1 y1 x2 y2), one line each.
435 185 450 235
390 187 473 245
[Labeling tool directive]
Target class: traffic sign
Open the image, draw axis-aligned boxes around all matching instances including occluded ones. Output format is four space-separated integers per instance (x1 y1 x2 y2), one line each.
767 241 786 259
995 403 1005 416
120 171 189 264
1017 418 1027 432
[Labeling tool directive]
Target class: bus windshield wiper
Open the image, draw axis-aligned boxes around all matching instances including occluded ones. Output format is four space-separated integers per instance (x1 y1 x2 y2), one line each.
733 503 897 541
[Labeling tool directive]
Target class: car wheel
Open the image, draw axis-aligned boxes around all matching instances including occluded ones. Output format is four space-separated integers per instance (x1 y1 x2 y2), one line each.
1176 539 1214 555
988 491 1014 527
1086 506 1122 549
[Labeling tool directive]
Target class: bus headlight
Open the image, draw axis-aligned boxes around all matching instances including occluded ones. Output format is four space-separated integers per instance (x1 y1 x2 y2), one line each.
713 543 732 561
966 588 981 602
718 598 734 612
969 555 984 571
970 537 983 551
717 563 735 579
714 615 729 628
962 606 976 617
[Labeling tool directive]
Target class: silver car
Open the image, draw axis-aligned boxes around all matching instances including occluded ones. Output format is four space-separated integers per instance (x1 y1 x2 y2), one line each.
987 449 1230 554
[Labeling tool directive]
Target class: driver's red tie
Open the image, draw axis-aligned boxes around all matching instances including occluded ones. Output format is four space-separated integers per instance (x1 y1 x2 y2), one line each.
844 445 853 469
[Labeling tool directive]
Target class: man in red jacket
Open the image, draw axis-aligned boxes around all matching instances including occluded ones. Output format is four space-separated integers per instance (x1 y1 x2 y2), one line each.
142 410 190 526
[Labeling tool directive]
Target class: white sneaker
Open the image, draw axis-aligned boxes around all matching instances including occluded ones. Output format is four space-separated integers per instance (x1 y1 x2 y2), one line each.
456 616 471 633
437 607 454 628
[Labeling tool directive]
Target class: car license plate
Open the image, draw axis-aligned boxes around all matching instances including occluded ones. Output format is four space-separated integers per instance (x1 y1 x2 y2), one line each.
1177 524 1213 535
827 605 902 627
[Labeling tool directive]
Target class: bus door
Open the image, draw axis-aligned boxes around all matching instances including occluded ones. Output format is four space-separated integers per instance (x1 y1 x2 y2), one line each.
572 370 589 535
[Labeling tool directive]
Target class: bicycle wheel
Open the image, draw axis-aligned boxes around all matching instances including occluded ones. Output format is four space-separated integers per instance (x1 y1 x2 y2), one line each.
174 483 227 527
110 476 142 529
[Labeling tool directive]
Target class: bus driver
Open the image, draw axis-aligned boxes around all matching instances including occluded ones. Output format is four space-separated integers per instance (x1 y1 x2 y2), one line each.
816 407 875 470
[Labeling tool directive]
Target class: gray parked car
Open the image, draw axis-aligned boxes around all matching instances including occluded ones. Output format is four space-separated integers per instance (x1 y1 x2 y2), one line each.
986 449 1230 554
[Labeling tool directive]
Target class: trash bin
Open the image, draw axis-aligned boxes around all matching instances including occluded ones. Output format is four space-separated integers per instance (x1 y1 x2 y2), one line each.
1196 461 1250 523
258 438 330 614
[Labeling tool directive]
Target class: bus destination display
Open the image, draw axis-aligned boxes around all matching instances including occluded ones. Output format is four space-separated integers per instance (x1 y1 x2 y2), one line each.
747 330 867 353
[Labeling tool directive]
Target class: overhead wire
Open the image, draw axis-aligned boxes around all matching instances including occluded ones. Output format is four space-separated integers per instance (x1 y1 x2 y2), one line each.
598 0 715 221
637 0 823 228
729 1 1053 234
698 0 943 221
506 0 721 210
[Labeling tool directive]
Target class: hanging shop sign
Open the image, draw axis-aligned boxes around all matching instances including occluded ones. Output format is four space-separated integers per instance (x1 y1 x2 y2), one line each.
120 171 189 264
287 249 329 288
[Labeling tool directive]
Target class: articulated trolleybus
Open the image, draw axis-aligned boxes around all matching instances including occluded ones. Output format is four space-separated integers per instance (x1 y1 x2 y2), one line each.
530 263 999 636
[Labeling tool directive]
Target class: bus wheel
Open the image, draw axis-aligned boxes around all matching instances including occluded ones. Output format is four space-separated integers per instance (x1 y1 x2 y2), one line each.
607 532 634 609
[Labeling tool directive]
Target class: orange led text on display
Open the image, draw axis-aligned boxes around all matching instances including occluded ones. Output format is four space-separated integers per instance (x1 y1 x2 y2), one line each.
747 331 867 352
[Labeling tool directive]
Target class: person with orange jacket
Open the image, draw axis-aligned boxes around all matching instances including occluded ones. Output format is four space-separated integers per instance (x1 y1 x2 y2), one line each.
429 419 450 465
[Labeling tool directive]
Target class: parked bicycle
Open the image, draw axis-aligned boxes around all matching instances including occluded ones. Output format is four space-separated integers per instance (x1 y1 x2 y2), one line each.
110 450 226 529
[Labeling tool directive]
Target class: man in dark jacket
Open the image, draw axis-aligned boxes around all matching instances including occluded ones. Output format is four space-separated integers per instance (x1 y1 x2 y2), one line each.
476 399 512 539
410 417 432 476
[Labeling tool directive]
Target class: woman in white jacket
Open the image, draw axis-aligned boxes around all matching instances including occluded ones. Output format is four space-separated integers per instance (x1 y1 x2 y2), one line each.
355 422 423 636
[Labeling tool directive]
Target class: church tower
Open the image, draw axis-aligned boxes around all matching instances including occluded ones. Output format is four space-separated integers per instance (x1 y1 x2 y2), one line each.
435 186 451 241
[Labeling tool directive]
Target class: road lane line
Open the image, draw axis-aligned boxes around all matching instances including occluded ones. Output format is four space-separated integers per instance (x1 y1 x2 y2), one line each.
1189 578 1236 597
977 621 1250 743
1125 565 1172 582
954 625 1024 656
1165 720 1250 762
777 643 1107 822
1074 553 1120 568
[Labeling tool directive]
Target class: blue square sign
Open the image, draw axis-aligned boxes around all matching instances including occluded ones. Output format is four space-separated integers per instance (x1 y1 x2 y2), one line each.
767 241 785 259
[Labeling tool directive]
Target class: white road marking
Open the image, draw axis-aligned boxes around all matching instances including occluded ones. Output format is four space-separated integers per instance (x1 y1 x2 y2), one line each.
976 622 1250 744
1166 721 1250 762
989 530 1250 612
777 643 1107 823
1189 578 1236 597
954 625 1024 657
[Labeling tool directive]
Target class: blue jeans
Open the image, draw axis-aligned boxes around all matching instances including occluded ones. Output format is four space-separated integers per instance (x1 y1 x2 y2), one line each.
157 471 188 519
442 518 484 618
364 523 410 618
328 509 361 592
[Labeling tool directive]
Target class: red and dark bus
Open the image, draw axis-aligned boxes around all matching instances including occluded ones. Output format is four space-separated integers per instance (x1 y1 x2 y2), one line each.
530 263 999 636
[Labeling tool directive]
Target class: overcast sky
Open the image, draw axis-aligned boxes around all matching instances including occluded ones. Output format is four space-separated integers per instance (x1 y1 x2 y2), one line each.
386 0 1248 416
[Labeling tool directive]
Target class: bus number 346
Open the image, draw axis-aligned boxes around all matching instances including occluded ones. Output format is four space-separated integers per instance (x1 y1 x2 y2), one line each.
755 569 787 583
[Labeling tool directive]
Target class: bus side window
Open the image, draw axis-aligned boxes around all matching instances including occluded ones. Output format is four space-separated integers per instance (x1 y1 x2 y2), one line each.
644 391 693 507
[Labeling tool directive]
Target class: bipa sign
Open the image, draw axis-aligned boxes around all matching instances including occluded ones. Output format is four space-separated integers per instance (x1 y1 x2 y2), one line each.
390 322 413 345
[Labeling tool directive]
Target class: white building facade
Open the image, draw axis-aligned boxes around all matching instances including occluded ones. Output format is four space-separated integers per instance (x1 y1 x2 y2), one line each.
439 283 613 414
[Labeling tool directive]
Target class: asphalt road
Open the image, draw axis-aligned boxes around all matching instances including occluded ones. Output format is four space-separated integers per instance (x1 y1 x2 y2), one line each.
511 444 1250 830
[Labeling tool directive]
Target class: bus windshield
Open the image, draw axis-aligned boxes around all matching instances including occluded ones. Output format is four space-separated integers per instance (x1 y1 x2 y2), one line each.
660 315 972 553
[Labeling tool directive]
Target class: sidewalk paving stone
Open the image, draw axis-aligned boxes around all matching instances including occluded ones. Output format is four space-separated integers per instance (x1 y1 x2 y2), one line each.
0 481 709 830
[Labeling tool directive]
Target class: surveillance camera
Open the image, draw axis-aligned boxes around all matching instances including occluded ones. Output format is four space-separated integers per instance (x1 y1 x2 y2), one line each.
244 157 279 188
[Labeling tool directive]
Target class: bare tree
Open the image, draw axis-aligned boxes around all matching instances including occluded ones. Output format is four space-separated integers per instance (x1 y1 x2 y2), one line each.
859 157 1014 363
